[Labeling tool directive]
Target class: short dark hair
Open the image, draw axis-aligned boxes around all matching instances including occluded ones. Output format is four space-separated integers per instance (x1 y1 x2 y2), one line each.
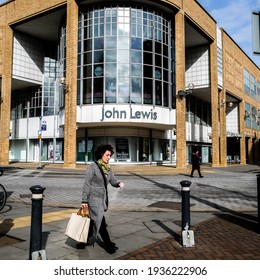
94 144 114 160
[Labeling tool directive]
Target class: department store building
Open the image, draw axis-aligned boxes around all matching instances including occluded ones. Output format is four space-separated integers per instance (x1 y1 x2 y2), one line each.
0 0 259 168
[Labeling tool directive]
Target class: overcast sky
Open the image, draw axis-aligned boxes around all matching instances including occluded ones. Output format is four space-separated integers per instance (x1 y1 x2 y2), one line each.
0 0 259 67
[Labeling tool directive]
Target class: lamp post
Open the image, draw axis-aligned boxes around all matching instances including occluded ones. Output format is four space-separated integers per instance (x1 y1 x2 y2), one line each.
37 116 43 169
177 83 194 99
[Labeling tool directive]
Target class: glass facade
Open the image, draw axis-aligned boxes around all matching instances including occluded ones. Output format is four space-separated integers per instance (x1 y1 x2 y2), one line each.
245 102 251 128
11 87 42 120
76 5 174 107
244 68 257 99
11 53 58 120
186 95 211 126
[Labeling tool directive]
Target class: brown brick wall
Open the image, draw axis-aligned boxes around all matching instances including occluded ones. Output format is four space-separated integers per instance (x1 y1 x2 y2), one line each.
0 0 259 166
63 0 78 168
0 25 13 165
184 0 216 41
175 10 186 168
222 30 259 164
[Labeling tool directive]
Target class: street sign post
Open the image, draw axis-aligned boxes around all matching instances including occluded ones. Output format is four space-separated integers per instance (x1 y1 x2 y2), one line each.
252 11 260 55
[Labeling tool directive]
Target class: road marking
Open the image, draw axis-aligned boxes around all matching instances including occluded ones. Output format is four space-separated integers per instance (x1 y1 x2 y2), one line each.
0 209 76 230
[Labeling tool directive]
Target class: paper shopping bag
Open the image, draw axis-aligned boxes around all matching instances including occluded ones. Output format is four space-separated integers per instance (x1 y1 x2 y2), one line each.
65 208 90 243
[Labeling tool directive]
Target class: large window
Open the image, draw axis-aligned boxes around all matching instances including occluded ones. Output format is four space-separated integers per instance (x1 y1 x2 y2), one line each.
76 5 174 107
186 96 211 126
245 102 251 128
43 56 58 116
11 87 42 120
11 53 59 120
244 69 257 99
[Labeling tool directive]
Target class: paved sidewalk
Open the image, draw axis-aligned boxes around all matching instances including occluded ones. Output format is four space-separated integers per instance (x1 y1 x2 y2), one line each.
118 213 260 260
0 163 259 260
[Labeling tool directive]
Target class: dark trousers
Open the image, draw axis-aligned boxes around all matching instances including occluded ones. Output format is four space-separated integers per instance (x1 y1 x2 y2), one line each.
89 216 113 246
99 216 113 246
191 165 202 177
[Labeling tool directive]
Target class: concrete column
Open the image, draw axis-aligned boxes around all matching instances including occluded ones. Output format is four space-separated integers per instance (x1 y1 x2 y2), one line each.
63 0 78 168
0 25 13 165
210 39 220 167
175 10 186 168
239 101 246 164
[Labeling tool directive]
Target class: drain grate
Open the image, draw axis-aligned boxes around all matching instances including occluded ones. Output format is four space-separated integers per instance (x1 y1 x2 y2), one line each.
0 233 25 247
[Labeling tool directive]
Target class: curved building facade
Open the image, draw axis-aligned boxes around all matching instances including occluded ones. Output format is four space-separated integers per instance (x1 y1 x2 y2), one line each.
0 0 259 167
64 4 176 163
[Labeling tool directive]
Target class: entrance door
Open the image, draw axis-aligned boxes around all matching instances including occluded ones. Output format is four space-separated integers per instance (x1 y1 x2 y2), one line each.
139 138 149 161
227 137 240 163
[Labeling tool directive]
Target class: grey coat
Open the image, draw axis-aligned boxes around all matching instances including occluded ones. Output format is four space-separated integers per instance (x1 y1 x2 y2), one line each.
82 161 120 235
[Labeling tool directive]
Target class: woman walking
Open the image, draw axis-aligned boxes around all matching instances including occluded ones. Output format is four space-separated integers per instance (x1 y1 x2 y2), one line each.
190 150 204 178
81 144 124 254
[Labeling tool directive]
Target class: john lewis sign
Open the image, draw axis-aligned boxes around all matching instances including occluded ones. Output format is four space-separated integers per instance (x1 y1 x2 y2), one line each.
74 104 176 127
100 106 157 121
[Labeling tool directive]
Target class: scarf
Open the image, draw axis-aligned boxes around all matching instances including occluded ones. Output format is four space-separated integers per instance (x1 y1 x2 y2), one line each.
98 159 110 176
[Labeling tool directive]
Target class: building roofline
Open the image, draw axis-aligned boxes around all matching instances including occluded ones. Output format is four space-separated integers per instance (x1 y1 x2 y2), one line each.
0 0 14 8
220 27 260 70
194 0 217 24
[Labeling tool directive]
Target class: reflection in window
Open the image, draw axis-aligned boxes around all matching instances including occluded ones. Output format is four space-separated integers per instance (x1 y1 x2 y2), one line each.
94 51 103 63
131 50 142 63
131 64 142 76
105 50 116 62
105 77 116 103
252 106 257 129
93 78 103 103
131 37 142 50
131 77 142 103
83 78 92 104
77 6 174 107
11 87 42 120
118 77 130 103
245 103 251 128
144 78 153 104
106 63 116 76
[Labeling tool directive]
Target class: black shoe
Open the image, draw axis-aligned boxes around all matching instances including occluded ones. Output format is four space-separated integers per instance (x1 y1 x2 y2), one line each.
105 243 118 254
190 175 193 177
76 243 86 249
199 176 204 178
86 236 96 246
86 241 95 247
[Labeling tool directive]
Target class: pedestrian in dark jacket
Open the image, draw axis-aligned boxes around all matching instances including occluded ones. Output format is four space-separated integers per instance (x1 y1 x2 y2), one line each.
81 144 124 254
190 151 203 178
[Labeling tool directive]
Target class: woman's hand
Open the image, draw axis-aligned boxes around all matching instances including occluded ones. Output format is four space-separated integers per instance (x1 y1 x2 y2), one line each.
118 182 124 190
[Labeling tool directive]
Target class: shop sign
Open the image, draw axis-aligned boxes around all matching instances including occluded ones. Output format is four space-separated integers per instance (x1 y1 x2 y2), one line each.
115 139 129 159
100 106 157 121
226 131 242 138
41 120 47 131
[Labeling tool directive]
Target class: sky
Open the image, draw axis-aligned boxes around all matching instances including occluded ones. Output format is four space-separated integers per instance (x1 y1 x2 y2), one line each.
197 0 260 67
0 0 259 67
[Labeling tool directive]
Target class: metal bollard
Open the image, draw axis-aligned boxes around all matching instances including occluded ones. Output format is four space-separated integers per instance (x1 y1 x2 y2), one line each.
180 180 195 247
257 174 260 233
180 180 192 230
29 185 45 260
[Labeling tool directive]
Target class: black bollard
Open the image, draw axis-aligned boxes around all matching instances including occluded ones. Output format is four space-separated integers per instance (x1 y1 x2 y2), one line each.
180 180 192 231
257 174 260 233
29 185 45 260
180 180 194 247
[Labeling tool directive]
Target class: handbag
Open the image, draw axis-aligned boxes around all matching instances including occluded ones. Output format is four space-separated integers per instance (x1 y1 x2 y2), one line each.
65 207 90 243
